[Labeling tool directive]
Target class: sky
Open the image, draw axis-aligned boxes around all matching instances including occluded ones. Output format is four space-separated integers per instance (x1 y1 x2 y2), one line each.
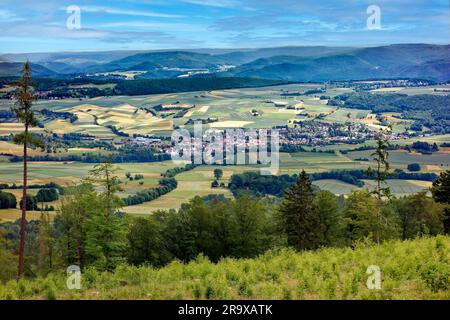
0 0 448 53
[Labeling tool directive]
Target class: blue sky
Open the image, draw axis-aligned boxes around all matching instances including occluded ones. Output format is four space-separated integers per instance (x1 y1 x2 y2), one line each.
0 0 448 53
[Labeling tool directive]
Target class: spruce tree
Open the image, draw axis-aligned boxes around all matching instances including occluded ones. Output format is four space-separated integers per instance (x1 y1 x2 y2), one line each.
279 170 320 250
12 62 43 278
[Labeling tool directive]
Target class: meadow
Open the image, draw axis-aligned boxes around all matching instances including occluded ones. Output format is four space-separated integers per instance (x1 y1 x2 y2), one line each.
0 236 448 300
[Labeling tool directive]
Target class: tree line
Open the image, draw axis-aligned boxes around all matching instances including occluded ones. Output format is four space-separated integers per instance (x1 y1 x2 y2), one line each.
122 164 197 206
229 169 438 197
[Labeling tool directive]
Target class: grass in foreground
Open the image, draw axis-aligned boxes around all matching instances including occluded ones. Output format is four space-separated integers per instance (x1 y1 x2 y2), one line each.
1 236 448 300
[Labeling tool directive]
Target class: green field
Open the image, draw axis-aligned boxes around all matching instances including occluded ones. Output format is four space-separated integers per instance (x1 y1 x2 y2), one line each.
312 179 432 196
346 150 450 169
0 147 439 217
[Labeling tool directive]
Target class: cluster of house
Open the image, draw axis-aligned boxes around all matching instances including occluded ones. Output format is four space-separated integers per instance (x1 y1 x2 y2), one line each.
279 122 385 146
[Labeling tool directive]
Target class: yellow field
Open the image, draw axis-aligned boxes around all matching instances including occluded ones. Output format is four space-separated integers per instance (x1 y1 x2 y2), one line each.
209 120 253 128
0 123 44 136
360 113 380 125
0 141 44 156
45 119 79 134
184 105 210 118
371 87 405 92
0 209 47 222
60 103 173 135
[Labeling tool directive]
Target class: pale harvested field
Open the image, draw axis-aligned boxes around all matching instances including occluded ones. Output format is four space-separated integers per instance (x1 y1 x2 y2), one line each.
360 113 380 125
197 105 210 113
209 120 254 128
60 104 104 113
0 209 46 222
45 119 79 134
0 122 44 135
382 112 403 121
423 164 444 172
407 180 433 188
371 87 405 92
0 141 44 156
265 108 301 115
184 105 210 118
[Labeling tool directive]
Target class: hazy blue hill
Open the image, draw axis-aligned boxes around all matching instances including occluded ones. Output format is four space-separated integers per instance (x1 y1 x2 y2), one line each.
2 50 147 68
0 62 57 77
2 44 448 81
215 46 355 65
88 51 228 73
397 59 450 80
226 44 450 82
39 61 82 74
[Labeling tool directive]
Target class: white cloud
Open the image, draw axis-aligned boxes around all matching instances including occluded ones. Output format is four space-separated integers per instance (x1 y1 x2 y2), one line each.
180 0 239 8
0 9 22 21
101 21 207 32
81 5 183 18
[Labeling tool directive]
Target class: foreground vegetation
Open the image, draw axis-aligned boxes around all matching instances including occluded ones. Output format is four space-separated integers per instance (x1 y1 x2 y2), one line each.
0 236 448 300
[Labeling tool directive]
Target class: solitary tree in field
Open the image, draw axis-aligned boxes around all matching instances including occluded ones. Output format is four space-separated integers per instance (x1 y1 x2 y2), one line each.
12 62 43 278
279 170 320 250
213 168 223 180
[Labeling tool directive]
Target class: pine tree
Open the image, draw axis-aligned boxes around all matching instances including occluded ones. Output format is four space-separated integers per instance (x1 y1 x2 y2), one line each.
279 170 320 250
12 62 44 279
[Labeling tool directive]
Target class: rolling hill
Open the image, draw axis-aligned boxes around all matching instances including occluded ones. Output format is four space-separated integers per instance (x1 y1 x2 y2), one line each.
0 62 57 77
1 44 449 81
86 51 228 73
226 44 450 82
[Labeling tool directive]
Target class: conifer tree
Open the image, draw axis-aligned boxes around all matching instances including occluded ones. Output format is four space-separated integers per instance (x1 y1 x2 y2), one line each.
12 62 43 278
279 170 320 250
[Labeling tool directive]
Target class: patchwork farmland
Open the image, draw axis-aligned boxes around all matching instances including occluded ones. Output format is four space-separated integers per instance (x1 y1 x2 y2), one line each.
0 83 449 220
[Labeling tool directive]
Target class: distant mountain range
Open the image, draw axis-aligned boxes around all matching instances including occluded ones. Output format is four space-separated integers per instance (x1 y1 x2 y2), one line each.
1 44 449 82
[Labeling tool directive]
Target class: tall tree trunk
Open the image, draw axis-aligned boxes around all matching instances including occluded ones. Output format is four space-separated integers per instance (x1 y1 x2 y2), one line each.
17 130 28 279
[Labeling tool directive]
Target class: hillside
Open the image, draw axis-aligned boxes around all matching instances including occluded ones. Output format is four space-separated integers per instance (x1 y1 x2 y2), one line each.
0 62 57 77
227 44 450 82
1 236 448 300
86 51 228 74
2 44 448 81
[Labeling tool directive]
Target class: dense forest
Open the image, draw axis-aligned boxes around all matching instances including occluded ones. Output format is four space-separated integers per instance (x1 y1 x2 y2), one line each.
9 145 170 163
0 76 288 99
328 93 450 133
